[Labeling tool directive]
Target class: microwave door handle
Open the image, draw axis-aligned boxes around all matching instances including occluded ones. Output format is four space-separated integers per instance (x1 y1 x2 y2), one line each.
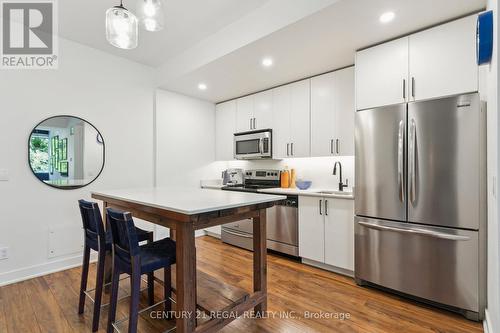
259 138 264 154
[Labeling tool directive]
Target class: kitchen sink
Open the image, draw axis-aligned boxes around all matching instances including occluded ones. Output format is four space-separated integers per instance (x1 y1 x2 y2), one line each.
315 190 352 196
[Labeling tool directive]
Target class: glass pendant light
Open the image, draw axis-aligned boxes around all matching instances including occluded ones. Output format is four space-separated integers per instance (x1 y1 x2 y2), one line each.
137 0 165 32
106 1 138 49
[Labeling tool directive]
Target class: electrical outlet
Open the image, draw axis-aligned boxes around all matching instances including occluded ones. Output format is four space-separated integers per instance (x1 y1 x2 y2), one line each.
0 169 8 181
0 247 9 260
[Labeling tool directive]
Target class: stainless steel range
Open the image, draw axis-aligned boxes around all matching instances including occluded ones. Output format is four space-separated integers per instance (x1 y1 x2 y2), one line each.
221 169 299 256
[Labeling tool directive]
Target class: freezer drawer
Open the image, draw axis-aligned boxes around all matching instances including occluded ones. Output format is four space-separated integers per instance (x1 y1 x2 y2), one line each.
355 217 479 313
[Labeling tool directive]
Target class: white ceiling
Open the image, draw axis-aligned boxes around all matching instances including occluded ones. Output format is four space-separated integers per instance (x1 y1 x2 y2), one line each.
58 0 271 67
58 0 486 103
159 0 486 102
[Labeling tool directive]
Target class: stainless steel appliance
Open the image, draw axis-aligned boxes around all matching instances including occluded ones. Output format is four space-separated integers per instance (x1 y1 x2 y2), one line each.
355 93 486 321
221 168 244 186
221 169 299 256
234 129 272 160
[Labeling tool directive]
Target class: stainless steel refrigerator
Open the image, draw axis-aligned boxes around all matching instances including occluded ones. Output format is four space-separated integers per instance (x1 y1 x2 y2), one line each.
354 92 486 321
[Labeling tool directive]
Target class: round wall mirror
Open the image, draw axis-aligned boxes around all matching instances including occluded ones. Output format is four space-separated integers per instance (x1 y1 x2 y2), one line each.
28 116 105 189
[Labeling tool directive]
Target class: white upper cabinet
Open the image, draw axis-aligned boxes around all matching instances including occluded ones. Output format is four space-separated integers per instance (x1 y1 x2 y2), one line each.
356 15 478 109
215 100 236 161
409 15 478 101
272 79 311 159
334 67 355 156
311 72 336 157
235 91 273 132
253 90 273 130
289 79 311 158
355 37 409 110
311 67 355 157
236 95 254 132
272 85 291 159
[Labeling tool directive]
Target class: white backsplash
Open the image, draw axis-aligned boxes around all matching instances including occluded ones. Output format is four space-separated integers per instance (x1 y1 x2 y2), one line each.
206 156 355 191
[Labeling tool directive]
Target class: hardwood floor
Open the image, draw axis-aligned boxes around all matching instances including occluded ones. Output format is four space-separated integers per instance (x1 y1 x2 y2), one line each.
0 236 483 333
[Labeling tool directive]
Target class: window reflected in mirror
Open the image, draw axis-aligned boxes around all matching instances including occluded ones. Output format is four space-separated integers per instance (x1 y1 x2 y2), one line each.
29 116 105 189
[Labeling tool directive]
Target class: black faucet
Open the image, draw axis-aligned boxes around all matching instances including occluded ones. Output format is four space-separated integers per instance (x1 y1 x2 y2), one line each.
333 162 348 191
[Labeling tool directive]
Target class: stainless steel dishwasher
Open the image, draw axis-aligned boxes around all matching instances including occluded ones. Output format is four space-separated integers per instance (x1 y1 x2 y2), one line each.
222 195 299 256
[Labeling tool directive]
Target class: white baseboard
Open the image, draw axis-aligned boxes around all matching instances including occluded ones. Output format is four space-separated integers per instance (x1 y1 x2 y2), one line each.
301 258 354 277
0 252 98 287
484 309 493 333
0 231 211 287
204 231 221 239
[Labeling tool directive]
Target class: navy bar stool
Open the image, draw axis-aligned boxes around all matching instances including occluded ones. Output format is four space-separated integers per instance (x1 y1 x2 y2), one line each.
77 199 154 332
106 208 176 333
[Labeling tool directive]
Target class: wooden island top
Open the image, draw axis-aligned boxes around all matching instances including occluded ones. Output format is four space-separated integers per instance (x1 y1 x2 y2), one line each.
92 187 285 333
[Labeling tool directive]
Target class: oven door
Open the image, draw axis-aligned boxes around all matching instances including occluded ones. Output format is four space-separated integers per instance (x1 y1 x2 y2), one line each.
234 130 272 159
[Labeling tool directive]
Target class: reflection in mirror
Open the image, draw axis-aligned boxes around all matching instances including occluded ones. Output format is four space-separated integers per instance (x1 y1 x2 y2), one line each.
29 116 105 189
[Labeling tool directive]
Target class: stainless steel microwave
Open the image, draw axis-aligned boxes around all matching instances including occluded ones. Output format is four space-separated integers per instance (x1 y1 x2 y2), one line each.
234 129 272 160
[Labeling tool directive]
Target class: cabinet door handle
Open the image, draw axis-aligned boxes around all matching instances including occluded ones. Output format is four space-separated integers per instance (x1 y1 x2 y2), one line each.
330 139 334 154
336 139 340 154
287 143 290 156
411 77 415 99
291 142 294 156
325 200 328 216
253 118 256 129
250 118 252 129
403 79 406 100
319 199 322 215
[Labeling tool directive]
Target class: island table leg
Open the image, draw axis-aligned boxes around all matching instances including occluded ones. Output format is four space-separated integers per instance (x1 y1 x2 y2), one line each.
253 208 267 315
175 223 197 333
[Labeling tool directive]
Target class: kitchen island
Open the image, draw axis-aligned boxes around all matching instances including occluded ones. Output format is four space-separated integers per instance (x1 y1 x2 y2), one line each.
91 187 285 333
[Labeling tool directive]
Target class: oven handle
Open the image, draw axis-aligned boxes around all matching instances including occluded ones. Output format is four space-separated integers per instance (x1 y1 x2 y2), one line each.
357 221 470 241
223 229 253 239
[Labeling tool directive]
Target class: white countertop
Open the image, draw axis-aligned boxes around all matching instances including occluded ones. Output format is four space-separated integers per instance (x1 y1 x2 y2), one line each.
201 184 225 190
92 187 286 215
257 187 354 200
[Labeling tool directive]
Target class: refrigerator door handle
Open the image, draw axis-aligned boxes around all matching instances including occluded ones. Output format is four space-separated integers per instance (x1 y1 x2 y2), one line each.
398 120 405 202
409 119 417 203
357 221 470 241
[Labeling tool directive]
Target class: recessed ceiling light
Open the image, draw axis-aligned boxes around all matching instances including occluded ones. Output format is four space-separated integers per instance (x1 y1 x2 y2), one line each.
262 57 273 67
379 11 395 24
198 83 207 91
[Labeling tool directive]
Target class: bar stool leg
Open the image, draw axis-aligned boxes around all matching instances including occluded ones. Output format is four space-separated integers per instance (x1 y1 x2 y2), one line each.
147 272 155 306
78 245 91 314
107 262 121 333
163 267 172 315
92 249 106 332
146 232 155 306
128 260 141 333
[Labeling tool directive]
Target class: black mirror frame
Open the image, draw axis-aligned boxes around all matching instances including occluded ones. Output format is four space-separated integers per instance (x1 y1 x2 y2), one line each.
28 115 106 190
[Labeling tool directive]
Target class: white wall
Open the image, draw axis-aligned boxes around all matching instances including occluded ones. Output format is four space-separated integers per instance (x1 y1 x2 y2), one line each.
485 1 500 332
0 37 155 285
155 89 216 188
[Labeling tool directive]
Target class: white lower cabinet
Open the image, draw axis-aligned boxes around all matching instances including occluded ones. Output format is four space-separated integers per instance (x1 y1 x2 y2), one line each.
324 198 354 271
298 196 325 262
298 196 354 272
